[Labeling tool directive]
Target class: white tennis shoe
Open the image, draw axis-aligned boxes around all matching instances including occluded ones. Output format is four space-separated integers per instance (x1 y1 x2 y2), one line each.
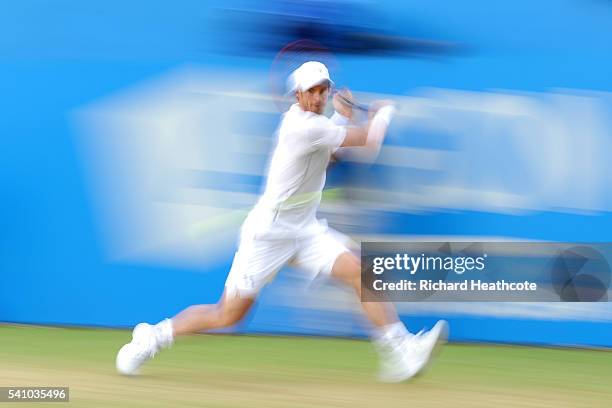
116 323 159 376
378 320 448 383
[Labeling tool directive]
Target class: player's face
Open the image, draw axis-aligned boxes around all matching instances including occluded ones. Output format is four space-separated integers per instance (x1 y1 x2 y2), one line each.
297 83 330 114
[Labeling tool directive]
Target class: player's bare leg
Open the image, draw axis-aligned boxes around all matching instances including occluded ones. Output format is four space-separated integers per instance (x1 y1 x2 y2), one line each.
171 291 254 335
116 291 254 375
331 252 397 327
331 252 448 382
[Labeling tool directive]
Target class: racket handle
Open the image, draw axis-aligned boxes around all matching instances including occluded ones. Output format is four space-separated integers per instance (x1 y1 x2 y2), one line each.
333 90 369 112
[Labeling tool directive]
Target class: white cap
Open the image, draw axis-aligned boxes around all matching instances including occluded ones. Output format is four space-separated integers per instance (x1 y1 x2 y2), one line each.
287 61 334 93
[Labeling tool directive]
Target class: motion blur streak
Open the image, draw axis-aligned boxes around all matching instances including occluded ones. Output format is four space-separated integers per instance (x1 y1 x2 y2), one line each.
75 68 612 268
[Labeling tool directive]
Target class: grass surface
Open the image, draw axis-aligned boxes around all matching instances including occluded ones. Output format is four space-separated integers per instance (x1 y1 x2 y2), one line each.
0 325 610 407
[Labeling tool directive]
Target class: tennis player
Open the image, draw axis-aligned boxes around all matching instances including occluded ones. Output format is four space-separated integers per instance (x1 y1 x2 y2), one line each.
116 61 447 382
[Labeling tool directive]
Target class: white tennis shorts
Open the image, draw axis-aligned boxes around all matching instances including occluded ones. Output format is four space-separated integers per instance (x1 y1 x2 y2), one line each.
224 221 350 298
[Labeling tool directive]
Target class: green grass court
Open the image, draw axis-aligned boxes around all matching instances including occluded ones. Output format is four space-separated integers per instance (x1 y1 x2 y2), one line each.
1 325 610 407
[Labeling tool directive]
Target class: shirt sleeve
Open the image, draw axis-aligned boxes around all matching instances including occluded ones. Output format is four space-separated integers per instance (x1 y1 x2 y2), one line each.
306 116 347 151
329 112 351 153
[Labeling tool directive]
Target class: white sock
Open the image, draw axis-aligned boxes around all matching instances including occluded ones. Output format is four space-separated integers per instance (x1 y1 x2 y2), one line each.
373 321 410 349
153 318 174 349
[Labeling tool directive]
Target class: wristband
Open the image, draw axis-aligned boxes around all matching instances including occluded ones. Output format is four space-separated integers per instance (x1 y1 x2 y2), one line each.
374 105 396 126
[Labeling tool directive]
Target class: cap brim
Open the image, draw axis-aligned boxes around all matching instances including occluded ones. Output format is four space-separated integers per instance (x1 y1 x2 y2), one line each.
299 78 334 92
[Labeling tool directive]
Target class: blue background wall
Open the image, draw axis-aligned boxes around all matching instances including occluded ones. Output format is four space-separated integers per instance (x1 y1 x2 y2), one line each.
2 1 612 347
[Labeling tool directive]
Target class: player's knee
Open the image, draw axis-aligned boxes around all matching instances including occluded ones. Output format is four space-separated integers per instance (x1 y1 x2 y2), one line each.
350 274 361 293
217 304 249 327
340 269 362 293
332 252 359 275
345 262 362 287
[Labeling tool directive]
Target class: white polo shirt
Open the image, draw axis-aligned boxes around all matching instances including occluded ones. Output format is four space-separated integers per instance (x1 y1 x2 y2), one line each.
246 104 347 239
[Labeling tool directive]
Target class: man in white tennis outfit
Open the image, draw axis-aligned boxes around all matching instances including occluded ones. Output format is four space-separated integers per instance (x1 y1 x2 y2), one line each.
116 61 448 382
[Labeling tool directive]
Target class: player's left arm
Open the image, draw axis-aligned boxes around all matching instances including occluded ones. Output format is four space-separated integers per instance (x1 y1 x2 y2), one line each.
339 102 396 149
311 94 396 157
362 101 396 153
331 90 396 160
